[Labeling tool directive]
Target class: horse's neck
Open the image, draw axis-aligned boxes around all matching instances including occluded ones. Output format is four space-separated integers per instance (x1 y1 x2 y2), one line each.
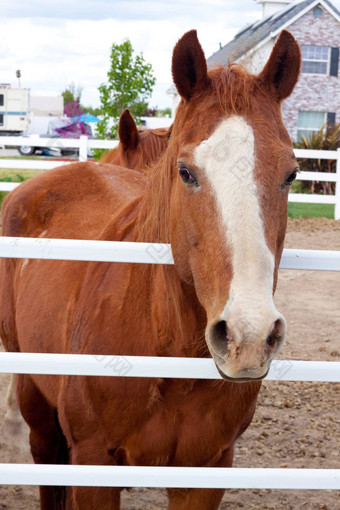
98 197 141 243
101 148 208 358
123 145 209 357
98 147 172 245
124 261 208 358
153 266 208 358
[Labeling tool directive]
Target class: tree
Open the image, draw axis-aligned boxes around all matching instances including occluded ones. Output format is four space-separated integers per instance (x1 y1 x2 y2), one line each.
64 101 83 119
96 39 156 139
59 87 92 139
84 106 103 117
61 83 83 111
61 83 103 117
159 107 172 118
142 106 172 118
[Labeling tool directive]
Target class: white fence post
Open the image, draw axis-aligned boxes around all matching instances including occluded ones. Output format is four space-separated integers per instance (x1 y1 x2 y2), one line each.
79 135 88 162
335 148 340 220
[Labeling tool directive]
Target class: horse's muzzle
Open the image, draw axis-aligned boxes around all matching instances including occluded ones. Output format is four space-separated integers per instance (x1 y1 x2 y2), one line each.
206 314 286 381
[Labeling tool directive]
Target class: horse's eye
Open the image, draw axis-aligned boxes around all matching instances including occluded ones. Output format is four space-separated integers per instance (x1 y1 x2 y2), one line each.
285 170 298 186
179 167 197 184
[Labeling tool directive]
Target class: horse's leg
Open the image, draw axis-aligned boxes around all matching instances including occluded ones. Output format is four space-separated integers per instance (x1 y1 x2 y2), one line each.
17 374 68 510
167 448 234 510
167 488 225 510
4 374 22 424
67 486 121 510
66 442 121 510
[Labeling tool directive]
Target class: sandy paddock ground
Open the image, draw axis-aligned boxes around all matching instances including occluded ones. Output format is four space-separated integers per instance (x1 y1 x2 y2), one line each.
0 217 339 509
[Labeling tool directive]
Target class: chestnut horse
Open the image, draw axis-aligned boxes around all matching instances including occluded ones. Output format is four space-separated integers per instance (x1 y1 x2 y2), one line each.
0 30 301 510
100 108 170 169
3 109 170 425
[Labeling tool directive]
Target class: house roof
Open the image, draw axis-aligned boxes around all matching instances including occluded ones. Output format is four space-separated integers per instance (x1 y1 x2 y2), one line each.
207 0 340 66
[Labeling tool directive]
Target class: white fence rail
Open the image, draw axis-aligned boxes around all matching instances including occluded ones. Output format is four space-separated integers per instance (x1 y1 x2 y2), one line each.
0 134 118 156
0 135 119 173
0 353 339 382
1 236 340 271
0 136 339 218
1 465 339 490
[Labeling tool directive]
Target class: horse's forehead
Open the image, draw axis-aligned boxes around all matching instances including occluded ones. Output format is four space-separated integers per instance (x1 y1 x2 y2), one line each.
195 116 252 157
193 115 263 236
193 115 254 170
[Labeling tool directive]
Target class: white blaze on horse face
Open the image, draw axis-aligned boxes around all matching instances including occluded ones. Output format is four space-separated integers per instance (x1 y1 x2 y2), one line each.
194 116 283 346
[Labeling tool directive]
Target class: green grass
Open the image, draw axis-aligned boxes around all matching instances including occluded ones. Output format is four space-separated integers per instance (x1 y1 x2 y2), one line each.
288 202 334 219
0 170 41 209
0 155 41 160
0 169 40 180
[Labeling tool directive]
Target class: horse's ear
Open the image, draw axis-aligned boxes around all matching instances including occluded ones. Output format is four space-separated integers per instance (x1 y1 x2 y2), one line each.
172 30 209 100
118 109 139 150
258 30 301 102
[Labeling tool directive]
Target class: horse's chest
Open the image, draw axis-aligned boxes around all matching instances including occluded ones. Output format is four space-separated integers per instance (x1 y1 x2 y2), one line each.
118 380 254 467
67 377 258 468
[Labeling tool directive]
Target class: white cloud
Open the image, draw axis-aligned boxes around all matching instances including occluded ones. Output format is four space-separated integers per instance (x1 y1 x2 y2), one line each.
1 0 338 110
0 14 247 108
2 0 262 21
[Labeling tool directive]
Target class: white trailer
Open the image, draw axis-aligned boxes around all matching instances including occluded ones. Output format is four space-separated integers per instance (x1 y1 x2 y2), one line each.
0 85 29 135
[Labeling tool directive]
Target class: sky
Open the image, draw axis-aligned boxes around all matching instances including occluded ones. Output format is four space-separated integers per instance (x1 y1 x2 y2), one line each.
1 0 340 111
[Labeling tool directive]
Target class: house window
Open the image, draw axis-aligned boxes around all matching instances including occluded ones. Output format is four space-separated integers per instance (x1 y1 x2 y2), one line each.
0 114 3 126
313 6 323 18
0 94 3 107
297 111 326 140
327 112 336 126
301 45 329 74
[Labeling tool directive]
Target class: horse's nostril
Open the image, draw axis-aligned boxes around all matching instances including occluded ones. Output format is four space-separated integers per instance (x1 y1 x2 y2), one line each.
215 320 227 340
266 318 285 348
210 320 228 356
266 333 277 348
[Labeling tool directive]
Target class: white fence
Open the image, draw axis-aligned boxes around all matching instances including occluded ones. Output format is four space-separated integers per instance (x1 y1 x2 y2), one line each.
1 465 339 490
0 237 339 491
0 352 339 382
0 136 340 219
0 134 118 162
292 149 340 219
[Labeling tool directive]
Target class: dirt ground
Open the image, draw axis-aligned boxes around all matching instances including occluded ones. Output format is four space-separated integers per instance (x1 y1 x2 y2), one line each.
0 217 339 509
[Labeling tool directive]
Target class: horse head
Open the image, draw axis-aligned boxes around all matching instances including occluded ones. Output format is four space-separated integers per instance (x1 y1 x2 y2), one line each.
101 108 169 169
168 30 301 381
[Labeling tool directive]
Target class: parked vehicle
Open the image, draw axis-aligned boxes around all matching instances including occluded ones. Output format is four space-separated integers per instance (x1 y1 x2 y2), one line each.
0 85 29 136
17 121 93 157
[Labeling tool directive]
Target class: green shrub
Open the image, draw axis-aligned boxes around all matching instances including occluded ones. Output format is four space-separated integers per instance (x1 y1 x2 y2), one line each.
1 174 24 183
293 122 339 195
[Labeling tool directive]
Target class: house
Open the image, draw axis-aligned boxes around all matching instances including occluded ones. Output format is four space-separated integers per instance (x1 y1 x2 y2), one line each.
169 0 340 141
208 0 340 140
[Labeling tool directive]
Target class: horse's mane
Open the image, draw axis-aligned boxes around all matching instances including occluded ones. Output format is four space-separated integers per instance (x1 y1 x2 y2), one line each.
137 128 170 170
210 63 260 116
136 143 174 242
